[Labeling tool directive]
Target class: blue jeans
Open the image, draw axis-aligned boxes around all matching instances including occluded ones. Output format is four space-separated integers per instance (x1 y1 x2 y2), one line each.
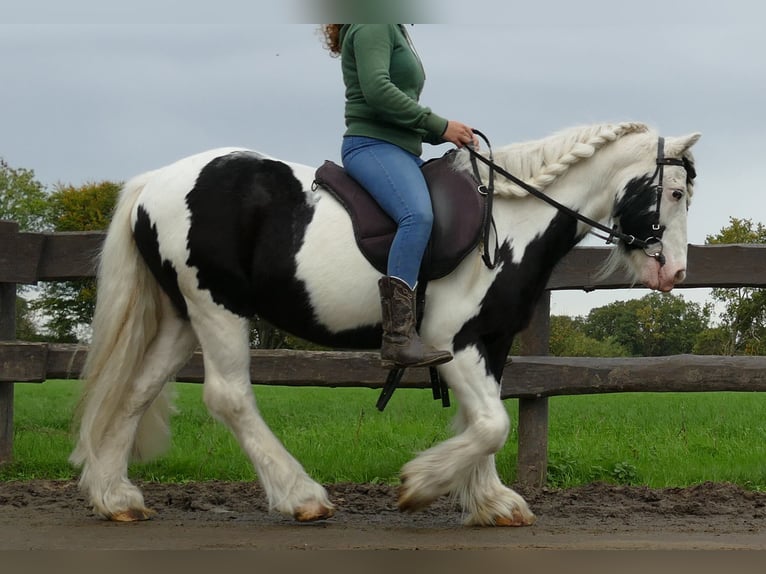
341 136 432 289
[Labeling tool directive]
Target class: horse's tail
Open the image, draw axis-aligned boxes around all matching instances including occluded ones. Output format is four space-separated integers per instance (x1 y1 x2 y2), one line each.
70 168 171 469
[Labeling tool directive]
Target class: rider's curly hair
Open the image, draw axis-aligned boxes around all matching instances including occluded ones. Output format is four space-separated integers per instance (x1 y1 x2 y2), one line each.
320 25 343 57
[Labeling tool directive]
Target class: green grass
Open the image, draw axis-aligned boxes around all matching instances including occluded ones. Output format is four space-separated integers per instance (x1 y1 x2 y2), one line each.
3 380 766 490
544 392 766 489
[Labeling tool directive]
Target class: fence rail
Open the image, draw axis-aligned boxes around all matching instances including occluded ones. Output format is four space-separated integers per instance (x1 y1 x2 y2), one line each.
6 341 766 395
3 220 766 485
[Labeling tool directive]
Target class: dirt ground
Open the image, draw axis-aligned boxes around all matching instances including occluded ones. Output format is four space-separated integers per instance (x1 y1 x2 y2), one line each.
1 479 766 550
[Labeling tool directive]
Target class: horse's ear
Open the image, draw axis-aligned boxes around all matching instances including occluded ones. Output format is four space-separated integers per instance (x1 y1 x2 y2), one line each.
667 132 702 156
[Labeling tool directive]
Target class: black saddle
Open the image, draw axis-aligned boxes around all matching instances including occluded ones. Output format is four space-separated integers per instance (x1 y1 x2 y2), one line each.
313 151 487 280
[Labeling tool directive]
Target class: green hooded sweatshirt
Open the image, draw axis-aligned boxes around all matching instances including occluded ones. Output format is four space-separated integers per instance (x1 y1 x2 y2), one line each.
339 24 449 156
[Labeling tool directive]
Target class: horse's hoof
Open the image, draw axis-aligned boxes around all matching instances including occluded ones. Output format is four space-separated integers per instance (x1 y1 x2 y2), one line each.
109 507 156 522
397 493 419 512
397 485 434 513
293 501 335 522
494 509 536 527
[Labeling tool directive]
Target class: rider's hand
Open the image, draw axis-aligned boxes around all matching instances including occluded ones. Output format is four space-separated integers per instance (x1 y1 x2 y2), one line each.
442 120 479 149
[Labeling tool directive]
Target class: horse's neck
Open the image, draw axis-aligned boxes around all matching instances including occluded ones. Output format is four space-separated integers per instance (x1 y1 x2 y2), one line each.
513 148 618 216
482 125 651 208
535 134 648 226
553 158 616 224
490 141 636 265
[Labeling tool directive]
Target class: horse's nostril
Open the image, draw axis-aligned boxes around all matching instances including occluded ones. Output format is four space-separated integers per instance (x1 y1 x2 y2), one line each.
675 269 686 283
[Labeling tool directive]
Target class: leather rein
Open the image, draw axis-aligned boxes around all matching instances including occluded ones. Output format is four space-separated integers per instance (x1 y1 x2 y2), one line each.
465 130 694 269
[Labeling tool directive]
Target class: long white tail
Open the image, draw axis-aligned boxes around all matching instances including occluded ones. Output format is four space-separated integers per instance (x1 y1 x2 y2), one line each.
70 169 171 469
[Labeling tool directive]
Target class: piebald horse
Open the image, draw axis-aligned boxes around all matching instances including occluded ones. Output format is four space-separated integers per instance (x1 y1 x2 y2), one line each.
71 122 700 526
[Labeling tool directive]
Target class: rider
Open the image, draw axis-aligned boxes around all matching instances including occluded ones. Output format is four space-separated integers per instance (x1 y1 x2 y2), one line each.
320 24 477 369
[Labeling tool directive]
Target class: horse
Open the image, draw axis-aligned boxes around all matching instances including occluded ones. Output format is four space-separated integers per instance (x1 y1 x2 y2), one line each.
70 122 700 526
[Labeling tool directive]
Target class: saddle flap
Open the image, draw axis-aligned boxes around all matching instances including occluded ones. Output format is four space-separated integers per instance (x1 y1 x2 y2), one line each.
421 153 485 275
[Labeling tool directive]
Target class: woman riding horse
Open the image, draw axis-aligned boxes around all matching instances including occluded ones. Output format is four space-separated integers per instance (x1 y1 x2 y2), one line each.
322 24 478 369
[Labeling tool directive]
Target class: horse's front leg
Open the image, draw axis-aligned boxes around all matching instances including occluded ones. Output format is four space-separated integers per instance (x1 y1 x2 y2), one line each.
398 344 535 526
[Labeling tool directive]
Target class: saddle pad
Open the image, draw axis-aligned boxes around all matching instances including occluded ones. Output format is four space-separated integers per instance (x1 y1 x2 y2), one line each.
314 153 485 280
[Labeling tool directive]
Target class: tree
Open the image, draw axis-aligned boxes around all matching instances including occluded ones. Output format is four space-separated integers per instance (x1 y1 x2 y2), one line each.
15 297 45 341
1 158 51 339
583 293 711 356
548 315 629 357
0 158 49 231
31 181 120 342
705 217 766 355
692 326 731 355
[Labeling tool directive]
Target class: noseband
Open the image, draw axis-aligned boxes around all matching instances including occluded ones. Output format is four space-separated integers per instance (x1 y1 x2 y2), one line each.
465 131 696 268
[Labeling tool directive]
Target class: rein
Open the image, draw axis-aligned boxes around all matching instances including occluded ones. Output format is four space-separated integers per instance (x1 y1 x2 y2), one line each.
465 130 692 267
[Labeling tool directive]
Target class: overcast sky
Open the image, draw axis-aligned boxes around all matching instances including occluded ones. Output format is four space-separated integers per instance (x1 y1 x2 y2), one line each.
3 1 764 316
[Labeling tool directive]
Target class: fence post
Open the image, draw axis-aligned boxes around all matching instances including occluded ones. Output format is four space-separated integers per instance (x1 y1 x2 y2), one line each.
516 290 551 488
0 270 16 465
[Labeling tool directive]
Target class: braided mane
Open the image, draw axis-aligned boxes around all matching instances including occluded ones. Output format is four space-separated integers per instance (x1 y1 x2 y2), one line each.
455 122 651 198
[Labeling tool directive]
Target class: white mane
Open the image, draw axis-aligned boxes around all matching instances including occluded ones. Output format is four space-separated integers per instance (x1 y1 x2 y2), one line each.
453 122 652 198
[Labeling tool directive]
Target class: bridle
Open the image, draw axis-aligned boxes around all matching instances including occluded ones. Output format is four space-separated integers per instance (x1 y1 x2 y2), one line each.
630 136 696 266
465 130 696 269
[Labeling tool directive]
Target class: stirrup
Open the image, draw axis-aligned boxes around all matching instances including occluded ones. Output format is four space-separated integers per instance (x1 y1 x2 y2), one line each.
376 366 449 411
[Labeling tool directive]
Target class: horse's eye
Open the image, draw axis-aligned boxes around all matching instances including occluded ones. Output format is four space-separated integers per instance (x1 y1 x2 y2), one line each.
672 189 684 200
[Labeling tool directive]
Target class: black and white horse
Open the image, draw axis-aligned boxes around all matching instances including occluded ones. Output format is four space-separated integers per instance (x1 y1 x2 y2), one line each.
70 122 700 526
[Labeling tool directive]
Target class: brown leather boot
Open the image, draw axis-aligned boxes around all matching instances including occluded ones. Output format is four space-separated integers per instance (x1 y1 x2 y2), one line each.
378 276 453 369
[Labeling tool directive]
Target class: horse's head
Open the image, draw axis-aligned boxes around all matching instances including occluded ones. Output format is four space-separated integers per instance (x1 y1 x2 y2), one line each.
607 132 701 292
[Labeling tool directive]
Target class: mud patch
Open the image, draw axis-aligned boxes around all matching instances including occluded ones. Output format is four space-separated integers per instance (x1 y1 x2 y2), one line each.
2 480 765 550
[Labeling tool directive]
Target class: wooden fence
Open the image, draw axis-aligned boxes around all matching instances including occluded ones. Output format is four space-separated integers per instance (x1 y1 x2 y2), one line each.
3 219 766 486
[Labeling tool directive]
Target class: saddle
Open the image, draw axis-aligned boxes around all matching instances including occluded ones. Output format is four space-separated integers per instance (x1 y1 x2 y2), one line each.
313 151 487 280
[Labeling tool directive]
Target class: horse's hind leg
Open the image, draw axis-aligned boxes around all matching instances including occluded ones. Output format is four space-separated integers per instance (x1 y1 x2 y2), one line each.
79 304 197 521
398 345 535 526
188 302 334 522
